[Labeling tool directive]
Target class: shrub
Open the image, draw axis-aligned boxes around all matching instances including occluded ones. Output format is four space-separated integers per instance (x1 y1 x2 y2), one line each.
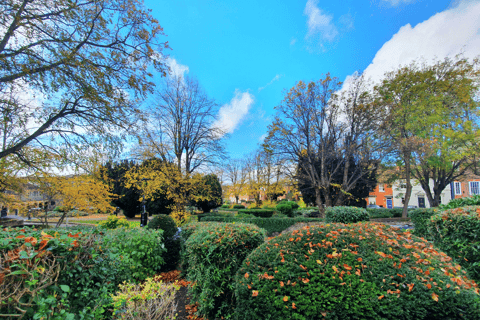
237 209 274 218
111 276 180 320
146 214 181 272
233 204 246 209
276 203 293 217
221 204 231 209
170 210 192 226
439 195 480 209
366 208 394 219
427 206 480 281
325 206 369 223
409 208 438 238
200 216 320 235
235 223 480 320
196 212 225 221
184 223 266 319
101 228 165 280
98 215 132 230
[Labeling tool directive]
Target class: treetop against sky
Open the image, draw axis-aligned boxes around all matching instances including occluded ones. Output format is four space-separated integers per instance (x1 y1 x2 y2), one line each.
144 0 480 159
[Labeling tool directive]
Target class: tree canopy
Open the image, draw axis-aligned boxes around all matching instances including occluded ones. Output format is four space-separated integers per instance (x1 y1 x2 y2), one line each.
0 0 169 166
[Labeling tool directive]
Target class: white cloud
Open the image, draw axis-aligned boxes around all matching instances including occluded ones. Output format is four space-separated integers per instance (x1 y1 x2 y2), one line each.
258 74 284 92
213 90 254 134
290 38 297 46
166 57 189 78
381 0 415 6
304 0 338 42
361 0 480 84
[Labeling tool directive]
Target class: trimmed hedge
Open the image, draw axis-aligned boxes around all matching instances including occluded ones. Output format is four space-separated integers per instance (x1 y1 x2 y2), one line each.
325 206 370 223
427 206 480 281
146 214 180 272
200 216 321 235
276 201 300 217
439 195 480 210
237 209 274 218
366 208 403 219
233 204 246 209
235 223 480 320
184 222 266 319
409 208 439 238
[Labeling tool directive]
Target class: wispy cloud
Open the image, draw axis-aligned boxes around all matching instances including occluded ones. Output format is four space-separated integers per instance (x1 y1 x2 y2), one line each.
290 38 297 46
166 57 189 78
258 74 284 92
360 0 480 84
213 90 254 134
304 0 338 42
380 0 416 7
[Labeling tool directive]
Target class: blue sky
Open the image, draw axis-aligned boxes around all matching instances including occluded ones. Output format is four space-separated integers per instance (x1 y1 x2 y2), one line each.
143 0 480 159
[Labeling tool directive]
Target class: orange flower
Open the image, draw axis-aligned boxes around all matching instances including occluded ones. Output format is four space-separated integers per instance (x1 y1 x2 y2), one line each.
407 283 415 292
252 290 259 297
280 281 284 287
378 295 384 300
16 235 25 239
24 237 37 246
432 292 439 302
357 258 362 262
244 273 249 279
292 303 297 309
343 264 352 271
283 296 289 302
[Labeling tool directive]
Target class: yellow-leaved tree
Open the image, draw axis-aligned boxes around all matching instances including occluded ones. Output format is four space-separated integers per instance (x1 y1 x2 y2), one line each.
123 159 209 225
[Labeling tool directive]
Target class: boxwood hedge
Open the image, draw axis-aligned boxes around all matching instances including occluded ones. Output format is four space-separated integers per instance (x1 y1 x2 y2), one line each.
325 206 370 223
184 222 266 319
235 222 480 320
427 206 480 281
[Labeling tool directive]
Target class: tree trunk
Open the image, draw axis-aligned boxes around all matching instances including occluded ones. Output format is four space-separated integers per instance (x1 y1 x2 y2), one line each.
402 153 412 218
315 187 325 218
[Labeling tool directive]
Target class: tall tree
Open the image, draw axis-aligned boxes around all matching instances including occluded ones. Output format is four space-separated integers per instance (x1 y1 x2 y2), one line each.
192 174 222 212
0 0 169 165
134 75 225 174
224 158 247 204
266 73 384 217
376 56 480 211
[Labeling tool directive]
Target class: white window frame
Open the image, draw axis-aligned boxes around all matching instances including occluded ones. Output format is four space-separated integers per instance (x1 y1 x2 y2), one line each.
469 181 480 195
454 182 461 195
378 184 385 192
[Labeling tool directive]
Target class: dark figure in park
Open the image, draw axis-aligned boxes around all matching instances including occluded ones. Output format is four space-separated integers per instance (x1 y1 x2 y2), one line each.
1 206 7 218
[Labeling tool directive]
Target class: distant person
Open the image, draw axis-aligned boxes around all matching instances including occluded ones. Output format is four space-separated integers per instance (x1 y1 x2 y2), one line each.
1 206 7 218
114 207 120 216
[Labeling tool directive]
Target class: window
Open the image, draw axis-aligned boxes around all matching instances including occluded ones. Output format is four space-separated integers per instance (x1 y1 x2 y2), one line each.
454 182 461 195
378 184 385 192
470 181 480 195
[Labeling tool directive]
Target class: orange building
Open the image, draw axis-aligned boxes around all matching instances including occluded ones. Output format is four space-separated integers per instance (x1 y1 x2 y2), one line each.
366 184 394 208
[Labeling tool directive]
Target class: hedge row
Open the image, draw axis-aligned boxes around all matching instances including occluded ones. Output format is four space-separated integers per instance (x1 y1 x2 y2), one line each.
427 206 480 281
236 223 480 319
183 222 266 319
366 208 403 218
237 209 275 218
199 216 321 235
409 208 438 238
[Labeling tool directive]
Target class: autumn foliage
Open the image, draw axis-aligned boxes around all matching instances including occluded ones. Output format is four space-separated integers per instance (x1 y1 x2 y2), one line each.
236 223 480 319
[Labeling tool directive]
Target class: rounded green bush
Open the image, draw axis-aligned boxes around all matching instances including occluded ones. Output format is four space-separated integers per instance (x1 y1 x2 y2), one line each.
237 209 274 218
146 214 180 271
185 222 266 319
325 206 369 223
409 208 438 238
233 204 246 209
427 206 480 281
146 214 177 238
276 203 293 217
236 223 480 320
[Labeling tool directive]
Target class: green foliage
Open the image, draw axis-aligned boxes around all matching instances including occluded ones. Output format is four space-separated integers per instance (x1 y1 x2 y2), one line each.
146 214 180 272
193 173 223 213
98 215 132 230
275 201 299 217
146 214 177 238
325 206 370 223
409 208 439 238
236 223 480 320
184 223 266 319
112 276 180 320
221 204 231 208
200 216 321 235
237 209 274 218
427 206 480 281
439 195 480 210
101 228 166 280
233 204 246 209
196 212 226 221
366 208 394 219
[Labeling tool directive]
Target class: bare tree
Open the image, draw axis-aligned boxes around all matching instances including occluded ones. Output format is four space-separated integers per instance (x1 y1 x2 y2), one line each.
135 76 225 174
266 73 385 216
224 159 247 204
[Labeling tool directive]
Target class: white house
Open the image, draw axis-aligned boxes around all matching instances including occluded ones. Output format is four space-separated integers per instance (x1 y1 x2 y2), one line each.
391 179 452 208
